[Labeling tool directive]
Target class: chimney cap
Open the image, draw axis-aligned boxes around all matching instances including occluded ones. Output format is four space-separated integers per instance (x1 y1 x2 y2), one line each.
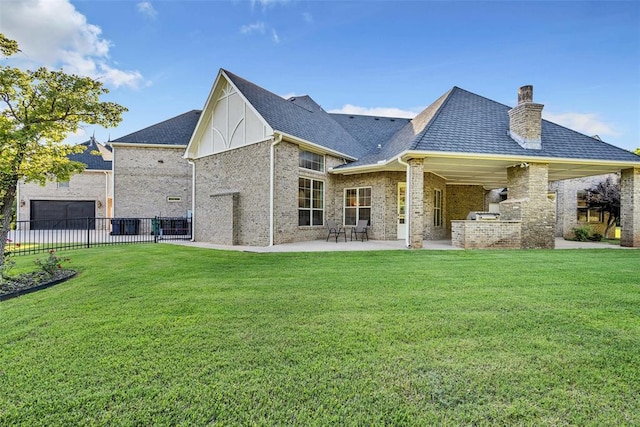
518 85 534 104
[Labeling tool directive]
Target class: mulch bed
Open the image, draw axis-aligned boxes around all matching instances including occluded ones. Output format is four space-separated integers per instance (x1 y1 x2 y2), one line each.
0 269 76 301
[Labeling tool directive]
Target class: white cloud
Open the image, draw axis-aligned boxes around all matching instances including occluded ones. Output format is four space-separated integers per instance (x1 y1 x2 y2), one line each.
240 21 266 35
272 29 280 43
250 0 290 9
137 1 158 19
280 92 302 100
328 104 419 119
543 111 619 138
1 0 145 89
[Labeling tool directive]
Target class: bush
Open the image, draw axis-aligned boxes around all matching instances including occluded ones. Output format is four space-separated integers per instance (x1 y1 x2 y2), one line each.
34 250 70 277
588 233 603 242
572 226 591 242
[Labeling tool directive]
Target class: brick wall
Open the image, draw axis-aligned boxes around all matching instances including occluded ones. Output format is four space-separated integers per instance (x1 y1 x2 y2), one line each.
18 171 111 227
194 141 271 246
114 146 192 218
620 167 640 247
446 184 485 237
501 163 555 249
451 220 521 249
549 174 616 239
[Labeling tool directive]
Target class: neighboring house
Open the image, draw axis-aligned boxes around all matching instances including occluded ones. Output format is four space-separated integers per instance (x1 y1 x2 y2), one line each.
551 173 619 239
17 137 113 229
184 69 640 248
110 110 200 219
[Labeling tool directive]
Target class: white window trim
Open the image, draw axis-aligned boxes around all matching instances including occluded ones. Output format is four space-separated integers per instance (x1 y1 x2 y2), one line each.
433 188 443 228
343 186 372 226
298 177 325 227
298 149 325 173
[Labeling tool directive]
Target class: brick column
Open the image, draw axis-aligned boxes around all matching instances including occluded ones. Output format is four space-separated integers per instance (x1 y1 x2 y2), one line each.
409 159 424 249
500 162 555 249
620 168 640 247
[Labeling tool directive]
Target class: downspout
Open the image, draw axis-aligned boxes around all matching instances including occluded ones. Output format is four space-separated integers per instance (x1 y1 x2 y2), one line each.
188 160 196 241
103 171 109 228
397 156 411 248
269 133 283 246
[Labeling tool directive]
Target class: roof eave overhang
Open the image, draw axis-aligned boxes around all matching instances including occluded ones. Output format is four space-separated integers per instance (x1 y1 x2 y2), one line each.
275 130 358 162
330 150 640 175
110 142 187 149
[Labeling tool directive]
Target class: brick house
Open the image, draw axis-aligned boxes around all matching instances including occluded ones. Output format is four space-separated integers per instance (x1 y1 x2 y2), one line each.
550 173 620 239
16 137 113 229
110 110 200 219
184 69 640 249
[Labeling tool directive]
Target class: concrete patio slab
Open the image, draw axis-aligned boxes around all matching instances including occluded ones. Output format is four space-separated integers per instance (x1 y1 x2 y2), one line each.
165 237 633 253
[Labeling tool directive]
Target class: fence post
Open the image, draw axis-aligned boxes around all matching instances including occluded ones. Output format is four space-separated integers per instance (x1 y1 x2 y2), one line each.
87 217 91 248
154 217 158 243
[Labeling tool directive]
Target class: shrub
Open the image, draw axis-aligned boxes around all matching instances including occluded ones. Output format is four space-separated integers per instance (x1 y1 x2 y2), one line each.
34 250 70 277
588 233 603 242
572 226 591 242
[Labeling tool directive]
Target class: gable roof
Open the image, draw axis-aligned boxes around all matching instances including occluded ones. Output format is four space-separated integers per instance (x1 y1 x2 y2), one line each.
68 137 112 171
112 110 201 146
222 70 369 158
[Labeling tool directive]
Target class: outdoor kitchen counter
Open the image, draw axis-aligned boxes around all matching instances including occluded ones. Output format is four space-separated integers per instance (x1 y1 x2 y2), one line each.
451 220 522 249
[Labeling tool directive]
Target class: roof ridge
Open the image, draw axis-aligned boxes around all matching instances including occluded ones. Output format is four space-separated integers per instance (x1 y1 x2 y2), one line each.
329 112 412 121
409 87 457 150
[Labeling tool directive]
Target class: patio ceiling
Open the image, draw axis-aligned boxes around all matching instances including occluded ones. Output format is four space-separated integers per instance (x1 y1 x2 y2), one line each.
332 154 633 189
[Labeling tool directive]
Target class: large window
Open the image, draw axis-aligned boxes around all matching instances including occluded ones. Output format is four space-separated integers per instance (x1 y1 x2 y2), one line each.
344 187 371 226
299 150 324 172
433 189 443 227
298 178 324 226
577 190 603 223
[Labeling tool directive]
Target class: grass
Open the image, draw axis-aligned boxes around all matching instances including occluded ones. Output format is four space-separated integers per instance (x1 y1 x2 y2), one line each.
1 244 639 426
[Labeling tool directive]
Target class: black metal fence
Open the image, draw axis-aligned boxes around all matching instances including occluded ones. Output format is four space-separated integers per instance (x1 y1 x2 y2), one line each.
5 217 192 256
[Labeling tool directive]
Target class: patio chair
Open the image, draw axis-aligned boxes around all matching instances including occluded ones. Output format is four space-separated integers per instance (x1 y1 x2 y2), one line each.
350 219 369 241
326 220 347 242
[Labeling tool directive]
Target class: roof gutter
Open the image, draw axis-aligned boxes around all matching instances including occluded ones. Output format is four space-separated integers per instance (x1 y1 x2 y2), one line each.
109 142 187 149
331 149 640 175
269 133 284 246
275 130 357 162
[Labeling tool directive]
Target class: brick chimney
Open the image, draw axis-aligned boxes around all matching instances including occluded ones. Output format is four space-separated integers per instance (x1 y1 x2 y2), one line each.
508 85 543 150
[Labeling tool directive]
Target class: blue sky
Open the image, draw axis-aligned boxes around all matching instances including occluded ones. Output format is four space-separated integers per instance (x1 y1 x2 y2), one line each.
2 0 639 151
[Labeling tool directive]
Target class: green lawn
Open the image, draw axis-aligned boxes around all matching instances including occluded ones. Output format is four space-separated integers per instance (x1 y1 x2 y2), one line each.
1 245 639 426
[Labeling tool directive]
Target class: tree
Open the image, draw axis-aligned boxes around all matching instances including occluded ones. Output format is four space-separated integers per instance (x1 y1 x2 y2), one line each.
635 148 640 155
585 175 620 238
1 34 127 262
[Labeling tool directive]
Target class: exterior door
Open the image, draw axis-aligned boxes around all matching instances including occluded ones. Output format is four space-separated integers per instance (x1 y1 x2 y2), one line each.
397 182 406 239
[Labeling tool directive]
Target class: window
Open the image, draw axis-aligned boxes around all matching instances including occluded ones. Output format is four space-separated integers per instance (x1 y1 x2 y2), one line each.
577 190 603 223
298 178 324 226
433 189 443 227
344 187 371 226
299 150 324 172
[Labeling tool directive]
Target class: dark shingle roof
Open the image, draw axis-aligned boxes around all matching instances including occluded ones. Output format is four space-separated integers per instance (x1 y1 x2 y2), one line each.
223 70 368 158
112 110 201 146
68 137 111 170
412 87 639 162
339 86 640 168
330 114 411 153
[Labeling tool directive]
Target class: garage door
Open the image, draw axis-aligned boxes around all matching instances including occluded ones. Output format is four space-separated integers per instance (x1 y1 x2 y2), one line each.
30 200 96 230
